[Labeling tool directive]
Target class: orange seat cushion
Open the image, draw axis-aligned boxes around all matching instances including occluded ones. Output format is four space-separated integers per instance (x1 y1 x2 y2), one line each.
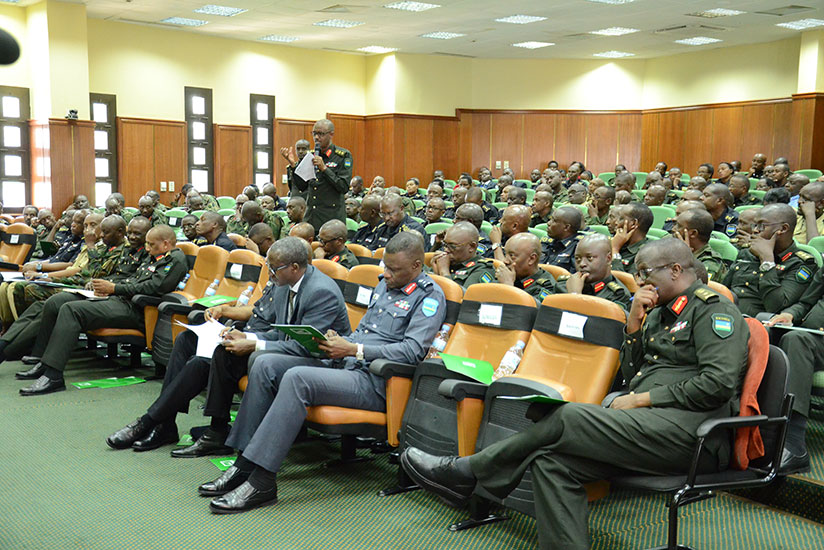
87 328 145 338
306 405 386 427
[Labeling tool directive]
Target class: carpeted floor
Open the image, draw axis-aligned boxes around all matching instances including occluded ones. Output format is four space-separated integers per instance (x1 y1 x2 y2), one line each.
1 355 823 550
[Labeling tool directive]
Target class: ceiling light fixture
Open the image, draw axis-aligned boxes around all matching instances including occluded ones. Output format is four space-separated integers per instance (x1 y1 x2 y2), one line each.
160 17 209 27
776 18 824 30
594 50 635 58
193 5 247 16
495 15 547 24
358 46 398 54
420 31 465 39
314 19 365 28
589 26 639 36
260 35 299 42
675 36 722 45
512 41 554 49
384 1 440 12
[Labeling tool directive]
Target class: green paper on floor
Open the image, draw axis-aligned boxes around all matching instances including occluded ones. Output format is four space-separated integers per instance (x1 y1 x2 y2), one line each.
230 410 237 422
176 434 193 446
72 376 146 389
210 457 236 471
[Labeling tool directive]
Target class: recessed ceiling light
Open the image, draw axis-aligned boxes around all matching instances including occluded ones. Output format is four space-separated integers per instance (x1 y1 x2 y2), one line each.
0 0 21 4
384 1 440 12
314 19 365 28
589 26 639 36
688 8 745 18
512 41 554 49
260 35 299 43
194 5 247 17
420 31 465 39
675 36 722 46
776 18 824 30
160 17 208 27
594 50 635 58
358 46 398 54
586 0 636 4
495 15 547 24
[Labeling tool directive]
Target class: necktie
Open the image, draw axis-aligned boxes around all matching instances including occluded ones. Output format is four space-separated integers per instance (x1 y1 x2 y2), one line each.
287 289 297 324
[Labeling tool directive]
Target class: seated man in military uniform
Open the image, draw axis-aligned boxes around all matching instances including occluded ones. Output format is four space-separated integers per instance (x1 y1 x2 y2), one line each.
137 195 168 227
430 222 496 289
373 194 426 250
585 186 613 227
313 219 358 268
730 175 762 208
530 191 553 228
193 211 237 251
610 202 654 275
702 183 739 238
661 199 705 234
672 208 728 282
795 181 824 245
554 233 632 310
401 238 748 550
199 232 446 514
350 196 382 250
494 233 556 303
723 203 818 317
465 186 498 224
541 206 585 274
488 205 531 262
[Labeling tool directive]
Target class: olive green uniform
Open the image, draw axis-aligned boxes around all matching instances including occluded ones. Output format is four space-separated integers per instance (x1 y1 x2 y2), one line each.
610 237 651 275
665 190 680 205
584 210 609 227
734 193 762 208
467 282 747 550
442 255 496 289
373 215 426 249
226 215 246 236
723 243 818 317
202 194 220 212
694 243 728 282
511 267 556 303
145 209 168 227
31 225 50 259
530 212 552 228
293 144 353 233
554 273 632 311
324 246 359 269
225 211 283 240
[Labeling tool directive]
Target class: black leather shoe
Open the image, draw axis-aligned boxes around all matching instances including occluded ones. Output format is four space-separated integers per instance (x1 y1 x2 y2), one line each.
198 466 249 497
15 362 45 380
779 448 810 475
21 355 41 365
106 418 153 450
171 429 232 458
400 447 476 507
132 423 179 452
209 481 278 514
19 375 65 396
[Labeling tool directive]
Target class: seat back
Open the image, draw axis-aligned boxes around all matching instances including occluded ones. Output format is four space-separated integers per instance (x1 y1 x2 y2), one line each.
313 258 348 294
343 264 383 331
0 223 36 265
373 247 385 260
227 233 247 247
180 245 229 300
176 241 199 270
709 238 739 262
708 280 734 302
611 270 639 293
750 342 790 470
428 274 464 332
539 263 570 279
649 205 676 229
217 196 236 209
217 249 266 300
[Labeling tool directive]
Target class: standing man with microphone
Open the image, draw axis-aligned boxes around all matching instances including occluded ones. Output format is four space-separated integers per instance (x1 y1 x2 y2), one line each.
283 119 352 234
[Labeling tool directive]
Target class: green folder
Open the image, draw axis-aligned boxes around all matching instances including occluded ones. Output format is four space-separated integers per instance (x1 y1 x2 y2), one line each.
439 353 495 385
72 376 146 389
271 324 327 355
191 294 236 307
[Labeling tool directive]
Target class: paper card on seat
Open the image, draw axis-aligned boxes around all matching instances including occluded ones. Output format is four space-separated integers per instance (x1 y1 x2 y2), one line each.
229 263 242 279
174 319 226 358
356 285 372 305
294 152 315 181
478 304 503 326
9 234 18 244
558 311 587 339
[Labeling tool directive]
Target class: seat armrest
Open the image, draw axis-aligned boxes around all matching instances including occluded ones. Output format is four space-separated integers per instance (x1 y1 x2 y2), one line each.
157 301 195 316
696 415 769 438
369 358 416 379
754 312 774 323
438 379 489 401
601 391 628 408
188 310 206 324
492 374 575 402
132 294 163 308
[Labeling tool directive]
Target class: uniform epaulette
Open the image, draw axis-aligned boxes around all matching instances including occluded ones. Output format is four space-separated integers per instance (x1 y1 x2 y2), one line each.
795 250 814 262
557 275 570 281
335 148 346 156
607 281 623 292
536 278 551 285
417 276 434 288
694 287 719 303
479 258 494 265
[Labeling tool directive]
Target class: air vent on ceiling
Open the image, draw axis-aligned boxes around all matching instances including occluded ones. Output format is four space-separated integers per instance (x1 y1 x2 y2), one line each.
654 24 725 35
755 5 813 17
318 4 369 13
432 51 476 58
562 33 591 41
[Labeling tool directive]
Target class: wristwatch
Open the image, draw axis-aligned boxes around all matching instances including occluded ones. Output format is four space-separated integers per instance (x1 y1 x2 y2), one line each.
36 262 42 272
612 253 622 261
759 261 776 272
356 343 364 361
491 243 501 251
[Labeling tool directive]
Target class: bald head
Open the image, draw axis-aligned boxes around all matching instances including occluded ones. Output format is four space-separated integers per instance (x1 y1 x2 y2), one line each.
241 200 265 224
148 224 177 244
508 232 541 257
678 208 714 243
289 222 316 243
465 187 485 205
637 239 695 276
319 218 348 241
454 203 484 230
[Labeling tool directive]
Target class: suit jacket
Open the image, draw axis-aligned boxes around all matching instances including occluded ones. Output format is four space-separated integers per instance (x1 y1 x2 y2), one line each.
251 265 351 355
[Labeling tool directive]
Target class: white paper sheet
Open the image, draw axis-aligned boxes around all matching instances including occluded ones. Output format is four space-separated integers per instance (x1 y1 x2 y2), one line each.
356 285 372 305
478 304 503 326
558 311 587 339
60 288 108 300
294 152 316 181
174 319 227 358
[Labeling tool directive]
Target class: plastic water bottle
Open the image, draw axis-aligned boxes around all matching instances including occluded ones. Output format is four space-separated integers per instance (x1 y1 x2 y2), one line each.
236 284 255 306
177 273 190 291
492 340 526 381
425 324 452 359
204 278 220 297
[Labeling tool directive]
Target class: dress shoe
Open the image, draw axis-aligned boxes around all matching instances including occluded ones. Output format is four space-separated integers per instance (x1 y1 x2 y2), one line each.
171 429 232 458
198 466 249 497
106 418 153 450
21 355 41 365
132 423 179 452
19 375 65 396
15 362 45 380
779 448 810 475
209 481 278 514
400 447 476 507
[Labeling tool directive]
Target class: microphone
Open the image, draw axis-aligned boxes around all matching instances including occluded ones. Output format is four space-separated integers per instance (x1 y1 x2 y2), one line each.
0 29 20 65
314 143 322 179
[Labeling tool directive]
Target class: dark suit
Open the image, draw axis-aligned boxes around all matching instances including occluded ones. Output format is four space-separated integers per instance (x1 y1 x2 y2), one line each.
146 265 350 425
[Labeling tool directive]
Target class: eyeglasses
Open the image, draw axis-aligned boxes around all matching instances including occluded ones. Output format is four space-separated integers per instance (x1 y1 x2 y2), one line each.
753 221 783 231
442 241 465 252
267 263 292 276
380 210 401 218
634 263 673 282
312 130 330 136
317 237 342 245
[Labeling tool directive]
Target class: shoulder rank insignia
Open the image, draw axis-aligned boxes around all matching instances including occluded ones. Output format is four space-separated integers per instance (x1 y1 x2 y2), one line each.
402 282 417 295
593 281 605 293
795 250 813 262
607 281 622 292
694 287 719 303
670 295 688 315
331 255 340 263
557 275 570 282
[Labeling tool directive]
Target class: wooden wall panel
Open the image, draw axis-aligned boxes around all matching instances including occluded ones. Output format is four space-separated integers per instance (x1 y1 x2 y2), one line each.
585 114 619 177
118 118 154 208
274 119 312 196
46 121 77 213
151 122 187 209
655 111 686 172
790 97 815 170
490 113 523 178
771 101 794 166
400 117 434 185
70 121 95 211
432 118 460 180
740 103 776 165
554 115 587 172
617 114 642 174
213 124 252 198
683 110 713 176
457 111 474 177
639 113 659 172
328 114 365 179
363 117 394 185
711 106 743 166
522 114 556 175
470 113 491 177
